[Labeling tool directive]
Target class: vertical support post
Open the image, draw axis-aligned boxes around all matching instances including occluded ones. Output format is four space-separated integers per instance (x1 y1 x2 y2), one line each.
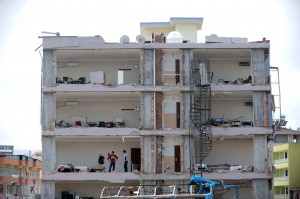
42 137 56 199
41 50 56 199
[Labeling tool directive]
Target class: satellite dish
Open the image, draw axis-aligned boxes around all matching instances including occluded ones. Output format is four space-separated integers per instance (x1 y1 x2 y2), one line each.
120 35 130 44
136 35 145 43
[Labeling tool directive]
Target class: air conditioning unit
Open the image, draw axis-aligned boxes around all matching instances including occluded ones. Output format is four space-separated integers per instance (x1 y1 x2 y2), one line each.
66 62 79 67
66 101 79 106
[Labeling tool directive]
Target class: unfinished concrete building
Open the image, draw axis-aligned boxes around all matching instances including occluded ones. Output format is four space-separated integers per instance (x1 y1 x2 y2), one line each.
41 17 274 199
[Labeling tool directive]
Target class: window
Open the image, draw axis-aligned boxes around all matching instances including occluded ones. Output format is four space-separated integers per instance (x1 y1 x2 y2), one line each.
30 170 38 179
285 187 288 195
284 152 288 159
0 184 3 194
285 170 288 177
7 185 12 194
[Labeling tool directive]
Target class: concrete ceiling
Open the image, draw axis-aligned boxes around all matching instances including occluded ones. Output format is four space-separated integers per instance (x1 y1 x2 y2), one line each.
55 49 140 61
193 49 251 59
55 48 251 61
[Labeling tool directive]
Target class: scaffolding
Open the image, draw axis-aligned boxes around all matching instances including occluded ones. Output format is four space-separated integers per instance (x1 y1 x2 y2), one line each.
270 66 286 131
190 58 212 175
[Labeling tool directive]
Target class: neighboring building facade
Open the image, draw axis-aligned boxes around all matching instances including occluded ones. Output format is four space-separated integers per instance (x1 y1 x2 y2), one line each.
0 153 42 199
41 17 273 199
273 143 300 199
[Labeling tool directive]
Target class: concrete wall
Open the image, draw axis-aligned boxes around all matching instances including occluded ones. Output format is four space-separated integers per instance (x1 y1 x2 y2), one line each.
56 100 140 128
252 179 270 199
140 28 173 42
57 60 139 84
175 24 198 43
202 140 254 165
210 59 251 83
162 136 181 171
211 99 253 121
163 93 180 128
56 141 140 172
162 50 180 73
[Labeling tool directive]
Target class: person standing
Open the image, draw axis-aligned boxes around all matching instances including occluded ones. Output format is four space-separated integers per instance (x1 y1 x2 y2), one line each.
108 151 118 172
123 150 128 172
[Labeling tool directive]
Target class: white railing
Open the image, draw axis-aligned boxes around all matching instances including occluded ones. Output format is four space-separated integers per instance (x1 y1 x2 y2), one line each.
275 158 288 164
274 176 288 181
274 194 289 199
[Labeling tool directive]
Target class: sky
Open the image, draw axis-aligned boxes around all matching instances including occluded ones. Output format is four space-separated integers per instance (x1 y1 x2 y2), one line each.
0 0 299 151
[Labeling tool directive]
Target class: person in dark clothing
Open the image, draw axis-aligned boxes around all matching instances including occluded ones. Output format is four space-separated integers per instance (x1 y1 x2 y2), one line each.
108 151 118 172
98 154 105 164
123 150 128 172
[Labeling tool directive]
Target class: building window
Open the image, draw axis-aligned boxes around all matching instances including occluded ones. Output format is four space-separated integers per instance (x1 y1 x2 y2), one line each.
284 152 288 159
7 185 12 194
16 185 21 195
0 184 3 194
0 166 5 175
285 170 288 177
30 170 38 179
285 187 288 195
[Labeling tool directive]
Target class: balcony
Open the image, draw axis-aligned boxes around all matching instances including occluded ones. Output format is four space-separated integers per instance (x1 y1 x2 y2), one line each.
274 176 288 181
275 158 288 164
274 194 289 199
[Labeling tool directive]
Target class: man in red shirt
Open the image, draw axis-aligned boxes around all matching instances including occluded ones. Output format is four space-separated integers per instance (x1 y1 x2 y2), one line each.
108 151 118 172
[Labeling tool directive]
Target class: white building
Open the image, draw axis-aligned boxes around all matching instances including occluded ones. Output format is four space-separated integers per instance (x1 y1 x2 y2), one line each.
41 17 273 199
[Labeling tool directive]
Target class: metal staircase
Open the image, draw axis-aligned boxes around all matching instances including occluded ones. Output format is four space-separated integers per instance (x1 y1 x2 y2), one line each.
190 58 212 175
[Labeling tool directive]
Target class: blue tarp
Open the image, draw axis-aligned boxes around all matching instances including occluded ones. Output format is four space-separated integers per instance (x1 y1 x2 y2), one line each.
189 175 239 199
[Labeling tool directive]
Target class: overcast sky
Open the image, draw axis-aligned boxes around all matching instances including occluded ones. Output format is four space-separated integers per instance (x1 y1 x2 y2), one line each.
0 0 299 150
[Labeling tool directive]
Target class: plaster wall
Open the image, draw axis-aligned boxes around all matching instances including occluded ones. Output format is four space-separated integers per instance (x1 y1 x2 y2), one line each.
288 144 300 188
56 141 140 172
163 136 181 156
164 94 180 114
202 140 254 165
56 100 140 128
211 99 253 121
57 60 139 84
274 135 288 143
164 93 180 128
210 59 251 83
163 136 181 170
140 28 173 42
175 24 198 43
162 50 180 73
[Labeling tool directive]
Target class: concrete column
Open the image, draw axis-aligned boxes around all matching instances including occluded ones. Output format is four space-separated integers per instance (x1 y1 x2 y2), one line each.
182 135 191 172
253 92 267 127
251 49 265 85
42 137 56 199
42 136 56 173
183 92 190 129
41 93 56 130
143 49 154 86
42 50 56 130
42 180 55 199
142 135 153 174
143 92 153 129
182 49 191 85
253 135 268 173
252 179 270 199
